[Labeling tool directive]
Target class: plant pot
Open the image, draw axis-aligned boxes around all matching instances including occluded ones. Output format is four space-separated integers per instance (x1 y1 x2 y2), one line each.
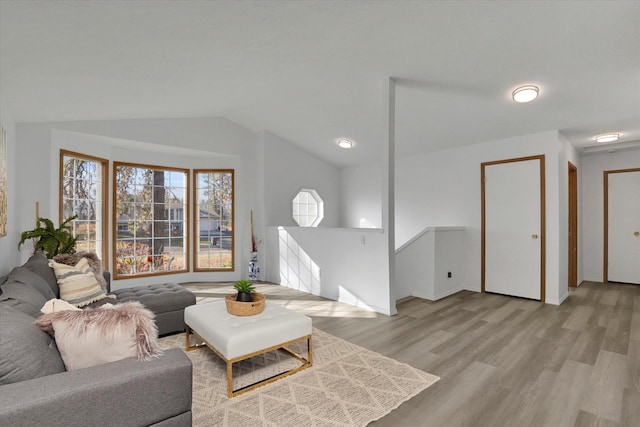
236 291 253 302
225 292 265 316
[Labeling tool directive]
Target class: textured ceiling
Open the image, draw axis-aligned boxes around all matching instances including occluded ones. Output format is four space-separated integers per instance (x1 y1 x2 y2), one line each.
1 1 639 167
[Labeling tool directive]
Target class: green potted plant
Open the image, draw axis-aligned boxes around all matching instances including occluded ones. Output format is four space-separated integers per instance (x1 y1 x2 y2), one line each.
18 215 78 259
234 279 255 302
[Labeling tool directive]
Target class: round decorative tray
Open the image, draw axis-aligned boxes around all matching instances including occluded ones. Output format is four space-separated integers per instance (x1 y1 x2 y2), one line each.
225 292 265 316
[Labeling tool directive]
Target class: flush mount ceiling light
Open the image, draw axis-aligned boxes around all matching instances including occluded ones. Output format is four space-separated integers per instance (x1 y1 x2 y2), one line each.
337 138 353 149
595 133 620 143
512 85 539 103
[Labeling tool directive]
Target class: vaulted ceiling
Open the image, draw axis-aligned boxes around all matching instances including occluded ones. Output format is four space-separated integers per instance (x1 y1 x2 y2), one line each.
1 1 639 167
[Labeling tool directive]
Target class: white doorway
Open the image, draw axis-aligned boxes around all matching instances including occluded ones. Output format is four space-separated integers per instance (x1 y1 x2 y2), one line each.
482 155 545 301
604 168 640 284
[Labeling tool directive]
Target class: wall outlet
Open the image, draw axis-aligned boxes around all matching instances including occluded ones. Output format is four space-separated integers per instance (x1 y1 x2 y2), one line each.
360 235 366 245
447 271 452 278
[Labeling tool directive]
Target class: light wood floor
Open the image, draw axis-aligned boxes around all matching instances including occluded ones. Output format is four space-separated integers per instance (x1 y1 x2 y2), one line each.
182 281 640 427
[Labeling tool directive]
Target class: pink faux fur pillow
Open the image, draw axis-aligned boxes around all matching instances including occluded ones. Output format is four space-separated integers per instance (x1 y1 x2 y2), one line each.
35 302 161 370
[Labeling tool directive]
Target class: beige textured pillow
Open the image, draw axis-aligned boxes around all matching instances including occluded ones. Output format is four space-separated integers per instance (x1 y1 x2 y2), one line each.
49 258 110 307
53 252 108 291
35 302 161 371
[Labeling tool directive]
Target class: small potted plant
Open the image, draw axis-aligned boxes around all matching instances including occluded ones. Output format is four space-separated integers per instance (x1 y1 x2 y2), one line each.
226 280 265 315
234 279 255 302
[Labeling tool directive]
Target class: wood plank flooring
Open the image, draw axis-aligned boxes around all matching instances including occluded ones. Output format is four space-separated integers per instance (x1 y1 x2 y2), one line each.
182 280 640 427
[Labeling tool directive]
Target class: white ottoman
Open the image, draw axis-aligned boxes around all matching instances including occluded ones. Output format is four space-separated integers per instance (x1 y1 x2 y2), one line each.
184 300 313 397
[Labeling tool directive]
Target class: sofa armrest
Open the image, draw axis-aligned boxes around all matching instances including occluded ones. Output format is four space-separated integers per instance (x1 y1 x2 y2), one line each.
103 270 111 292
0 348 192 427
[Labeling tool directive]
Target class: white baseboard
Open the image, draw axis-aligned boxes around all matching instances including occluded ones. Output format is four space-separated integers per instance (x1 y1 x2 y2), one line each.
546 291 570 305
412 286 464 301
336 296 394 316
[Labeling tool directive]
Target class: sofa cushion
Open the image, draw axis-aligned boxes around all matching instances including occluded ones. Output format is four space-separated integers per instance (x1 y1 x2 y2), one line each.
113 282 195 314
0 279 48 317
6 266 56 300
0 305 66 385
49 258 110 307
23 251 59 296
35 301 162 371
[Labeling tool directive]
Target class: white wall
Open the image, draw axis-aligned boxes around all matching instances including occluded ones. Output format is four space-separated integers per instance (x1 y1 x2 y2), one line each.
15 118 259 288
341 130 569 304
395 227 465 301
557 132 582 293
262 131 340 227
0 97 18 276
582 148 640 282
265 226 393 314
340 163 382 228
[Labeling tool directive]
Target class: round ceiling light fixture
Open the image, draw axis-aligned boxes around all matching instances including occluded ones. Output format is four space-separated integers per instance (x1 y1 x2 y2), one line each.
337 138 353 149
595 133 620 143
512 85 539 103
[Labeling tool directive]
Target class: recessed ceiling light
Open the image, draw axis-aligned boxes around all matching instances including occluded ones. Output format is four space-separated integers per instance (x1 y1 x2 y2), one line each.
512 85 539 103
337 138 353 149
595 133 620 143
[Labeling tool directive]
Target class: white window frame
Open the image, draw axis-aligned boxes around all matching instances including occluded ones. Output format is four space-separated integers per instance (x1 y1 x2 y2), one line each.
292 188 324 227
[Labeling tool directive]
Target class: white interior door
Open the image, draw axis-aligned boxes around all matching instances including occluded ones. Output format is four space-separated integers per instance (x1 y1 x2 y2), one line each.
608 170 640 284
484 158 542 300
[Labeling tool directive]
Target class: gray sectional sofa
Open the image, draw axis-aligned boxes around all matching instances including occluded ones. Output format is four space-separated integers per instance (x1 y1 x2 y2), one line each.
0 252 194 427
112 282 196 336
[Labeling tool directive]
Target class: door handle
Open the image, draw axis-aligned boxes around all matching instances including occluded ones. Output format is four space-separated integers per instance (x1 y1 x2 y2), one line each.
532 234 538 239
635 231 639 237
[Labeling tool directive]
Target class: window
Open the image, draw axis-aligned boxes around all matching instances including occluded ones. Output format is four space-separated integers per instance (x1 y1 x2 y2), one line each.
292 189 324 227
60 151 108 265
114 162 189 278
194 170 234 271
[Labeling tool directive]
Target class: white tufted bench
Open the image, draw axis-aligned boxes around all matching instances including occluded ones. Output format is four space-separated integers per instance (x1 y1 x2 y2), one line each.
184 300 312 397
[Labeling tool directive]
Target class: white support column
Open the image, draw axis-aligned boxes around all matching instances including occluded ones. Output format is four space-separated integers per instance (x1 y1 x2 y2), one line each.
382 77 398 315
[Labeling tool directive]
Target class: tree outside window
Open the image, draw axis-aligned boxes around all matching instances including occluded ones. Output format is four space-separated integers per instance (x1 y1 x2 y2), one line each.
194 170 234 271
60 150 108 264
114 162 188 278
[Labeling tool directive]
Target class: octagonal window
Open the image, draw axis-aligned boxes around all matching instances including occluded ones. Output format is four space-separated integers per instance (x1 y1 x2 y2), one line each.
292 189 324 227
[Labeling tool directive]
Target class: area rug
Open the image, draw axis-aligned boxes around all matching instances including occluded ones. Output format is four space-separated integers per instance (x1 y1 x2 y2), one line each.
159 328 439 427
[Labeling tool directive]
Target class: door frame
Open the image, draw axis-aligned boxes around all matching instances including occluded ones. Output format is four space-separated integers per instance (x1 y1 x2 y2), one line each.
481 155 546 302
603 167 640 283
568 162 578 287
